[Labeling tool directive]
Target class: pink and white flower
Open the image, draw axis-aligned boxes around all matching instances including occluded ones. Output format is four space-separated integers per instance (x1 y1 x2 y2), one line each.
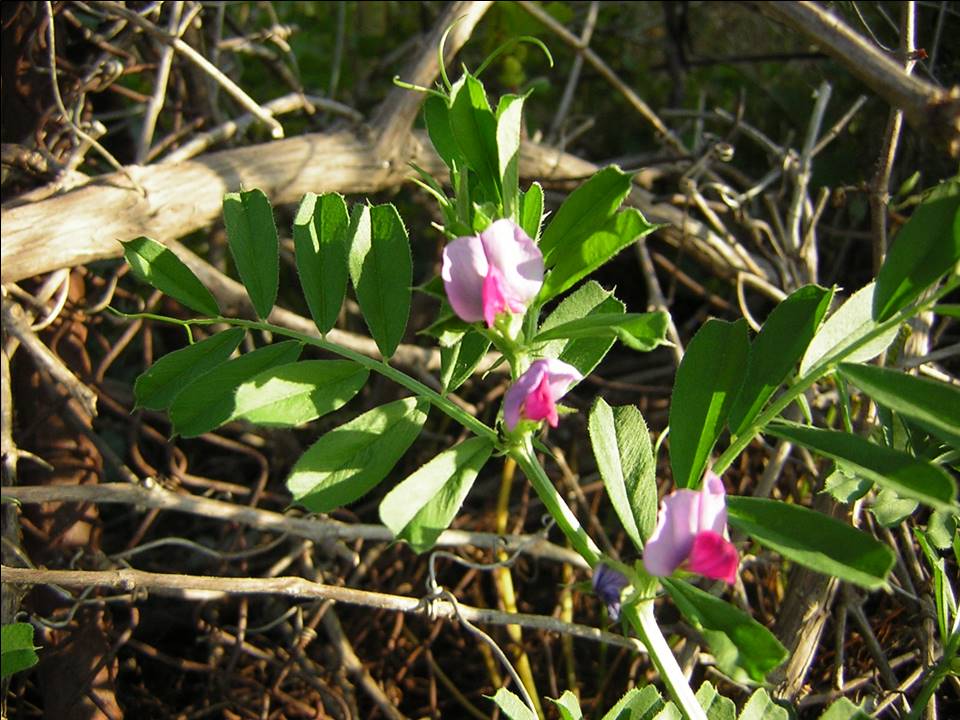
643 471 739 584
441 219 544 329
503 358 581 431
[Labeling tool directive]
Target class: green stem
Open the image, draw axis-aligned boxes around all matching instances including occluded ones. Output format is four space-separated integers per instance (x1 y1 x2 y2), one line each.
187 315 500 445
713 282 957 474
905 628 959 720
510 438 600 566
622 602 707 720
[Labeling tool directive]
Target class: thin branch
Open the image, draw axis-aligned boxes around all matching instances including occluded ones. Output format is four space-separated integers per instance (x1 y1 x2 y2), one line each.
92 1 285 139
1 298 98 418
0 483 588 569
752 1 959 157
516 0 688 155
0 565 642 652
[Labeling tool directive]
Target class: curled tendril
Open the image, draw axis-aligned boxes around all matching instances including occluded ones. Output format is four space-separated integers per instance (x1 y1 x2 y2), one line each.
475 35 555 79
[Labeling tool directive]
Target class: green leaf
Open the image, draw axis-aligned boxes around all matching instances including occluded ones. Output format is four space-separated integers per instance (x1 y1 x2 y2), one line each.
589 398 658 552
538 281 625 378
915 528 957 643
230 360 368 427
539 207 657 302
821 467 870 504
838 362 960 449
818 698 871 720
121 236 219 316
423 94 462 171
600 685 665 720
440 331 491 392
223 188 279 319
549 690 583 720
738 689 787 720
294 192 350 335
539 166 633 265
348 203 412 359
1 623 39 679
695 682 736 720
670 319 749 489
932 303 960 318
534 312 669 352
727 497 895 589
663 580 787 683
288 397 429 512
449 74 500 201
520 182 544 242
874 179 960 321
134 328 245 410
799 283 900 376
652 703 682 720
729 285 833 435
870 488 918 527
767 422 957 512
496 93 525 220
380 437 493 553
169 341 302 437
486 688 536 720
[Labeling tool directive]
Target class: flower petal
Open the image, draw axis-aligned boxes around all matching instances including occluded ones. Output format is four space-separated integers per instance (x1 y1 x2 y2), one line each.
479 219 543 307
642 488 701 577
698 470 728 535
503 362 546 431
542 358 582 397
688 530 739 584
441 234 487 323
523 371 560 427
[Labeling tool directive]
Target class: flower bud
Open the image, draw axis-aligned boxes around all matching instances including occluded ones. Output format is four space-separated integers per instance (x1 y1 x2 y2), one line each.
592 563 629 621
503 358 581 431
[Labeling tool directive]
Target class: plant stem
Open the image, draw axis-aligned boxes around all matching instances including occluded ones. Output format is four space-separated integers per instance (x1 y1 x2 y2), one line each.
191 316 499 444
905 628 959 720
713 281 957 474
622 602 707 720
511 438 600 567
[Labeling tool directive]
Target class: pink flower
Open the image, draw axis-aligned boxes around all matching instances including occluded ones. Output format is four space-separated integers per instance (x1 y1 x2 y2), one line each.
441 219 544 328
503 358 582 431
643 471 739 584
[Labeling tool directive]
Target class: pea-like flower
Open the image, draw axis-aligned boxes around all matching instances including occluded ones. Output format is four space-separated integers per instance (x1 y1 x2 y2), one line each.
503 358 582 431
592 563 629 621
643 471 739 585
441 219 544 329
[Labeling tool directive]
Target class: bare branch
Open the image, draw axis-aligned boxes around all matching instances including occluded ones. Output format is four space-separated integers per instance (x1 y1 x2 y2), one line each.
1 565 642 652
752 1 960 157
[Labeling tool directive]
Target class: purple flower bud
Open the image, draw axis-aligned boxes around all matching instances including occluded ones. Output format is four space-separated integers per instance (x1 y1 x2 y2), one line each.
642 471 739 584
441 219 544 328
503 359 582 431
592 563 629 621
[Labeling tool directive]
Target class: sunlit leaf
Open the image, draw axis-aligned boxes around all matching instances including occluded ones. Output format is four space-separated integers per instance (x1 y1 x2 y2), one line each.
294 192 349 335
288 397 428 512
134 328 245 410
727 497 895 589
122 236 219 316
223 188 279 319
670 319 749 488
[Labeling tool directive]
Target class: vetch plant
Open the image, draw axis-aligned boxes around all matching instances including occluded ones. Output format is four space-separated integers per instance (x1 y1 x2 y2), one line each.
115 32 960 720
